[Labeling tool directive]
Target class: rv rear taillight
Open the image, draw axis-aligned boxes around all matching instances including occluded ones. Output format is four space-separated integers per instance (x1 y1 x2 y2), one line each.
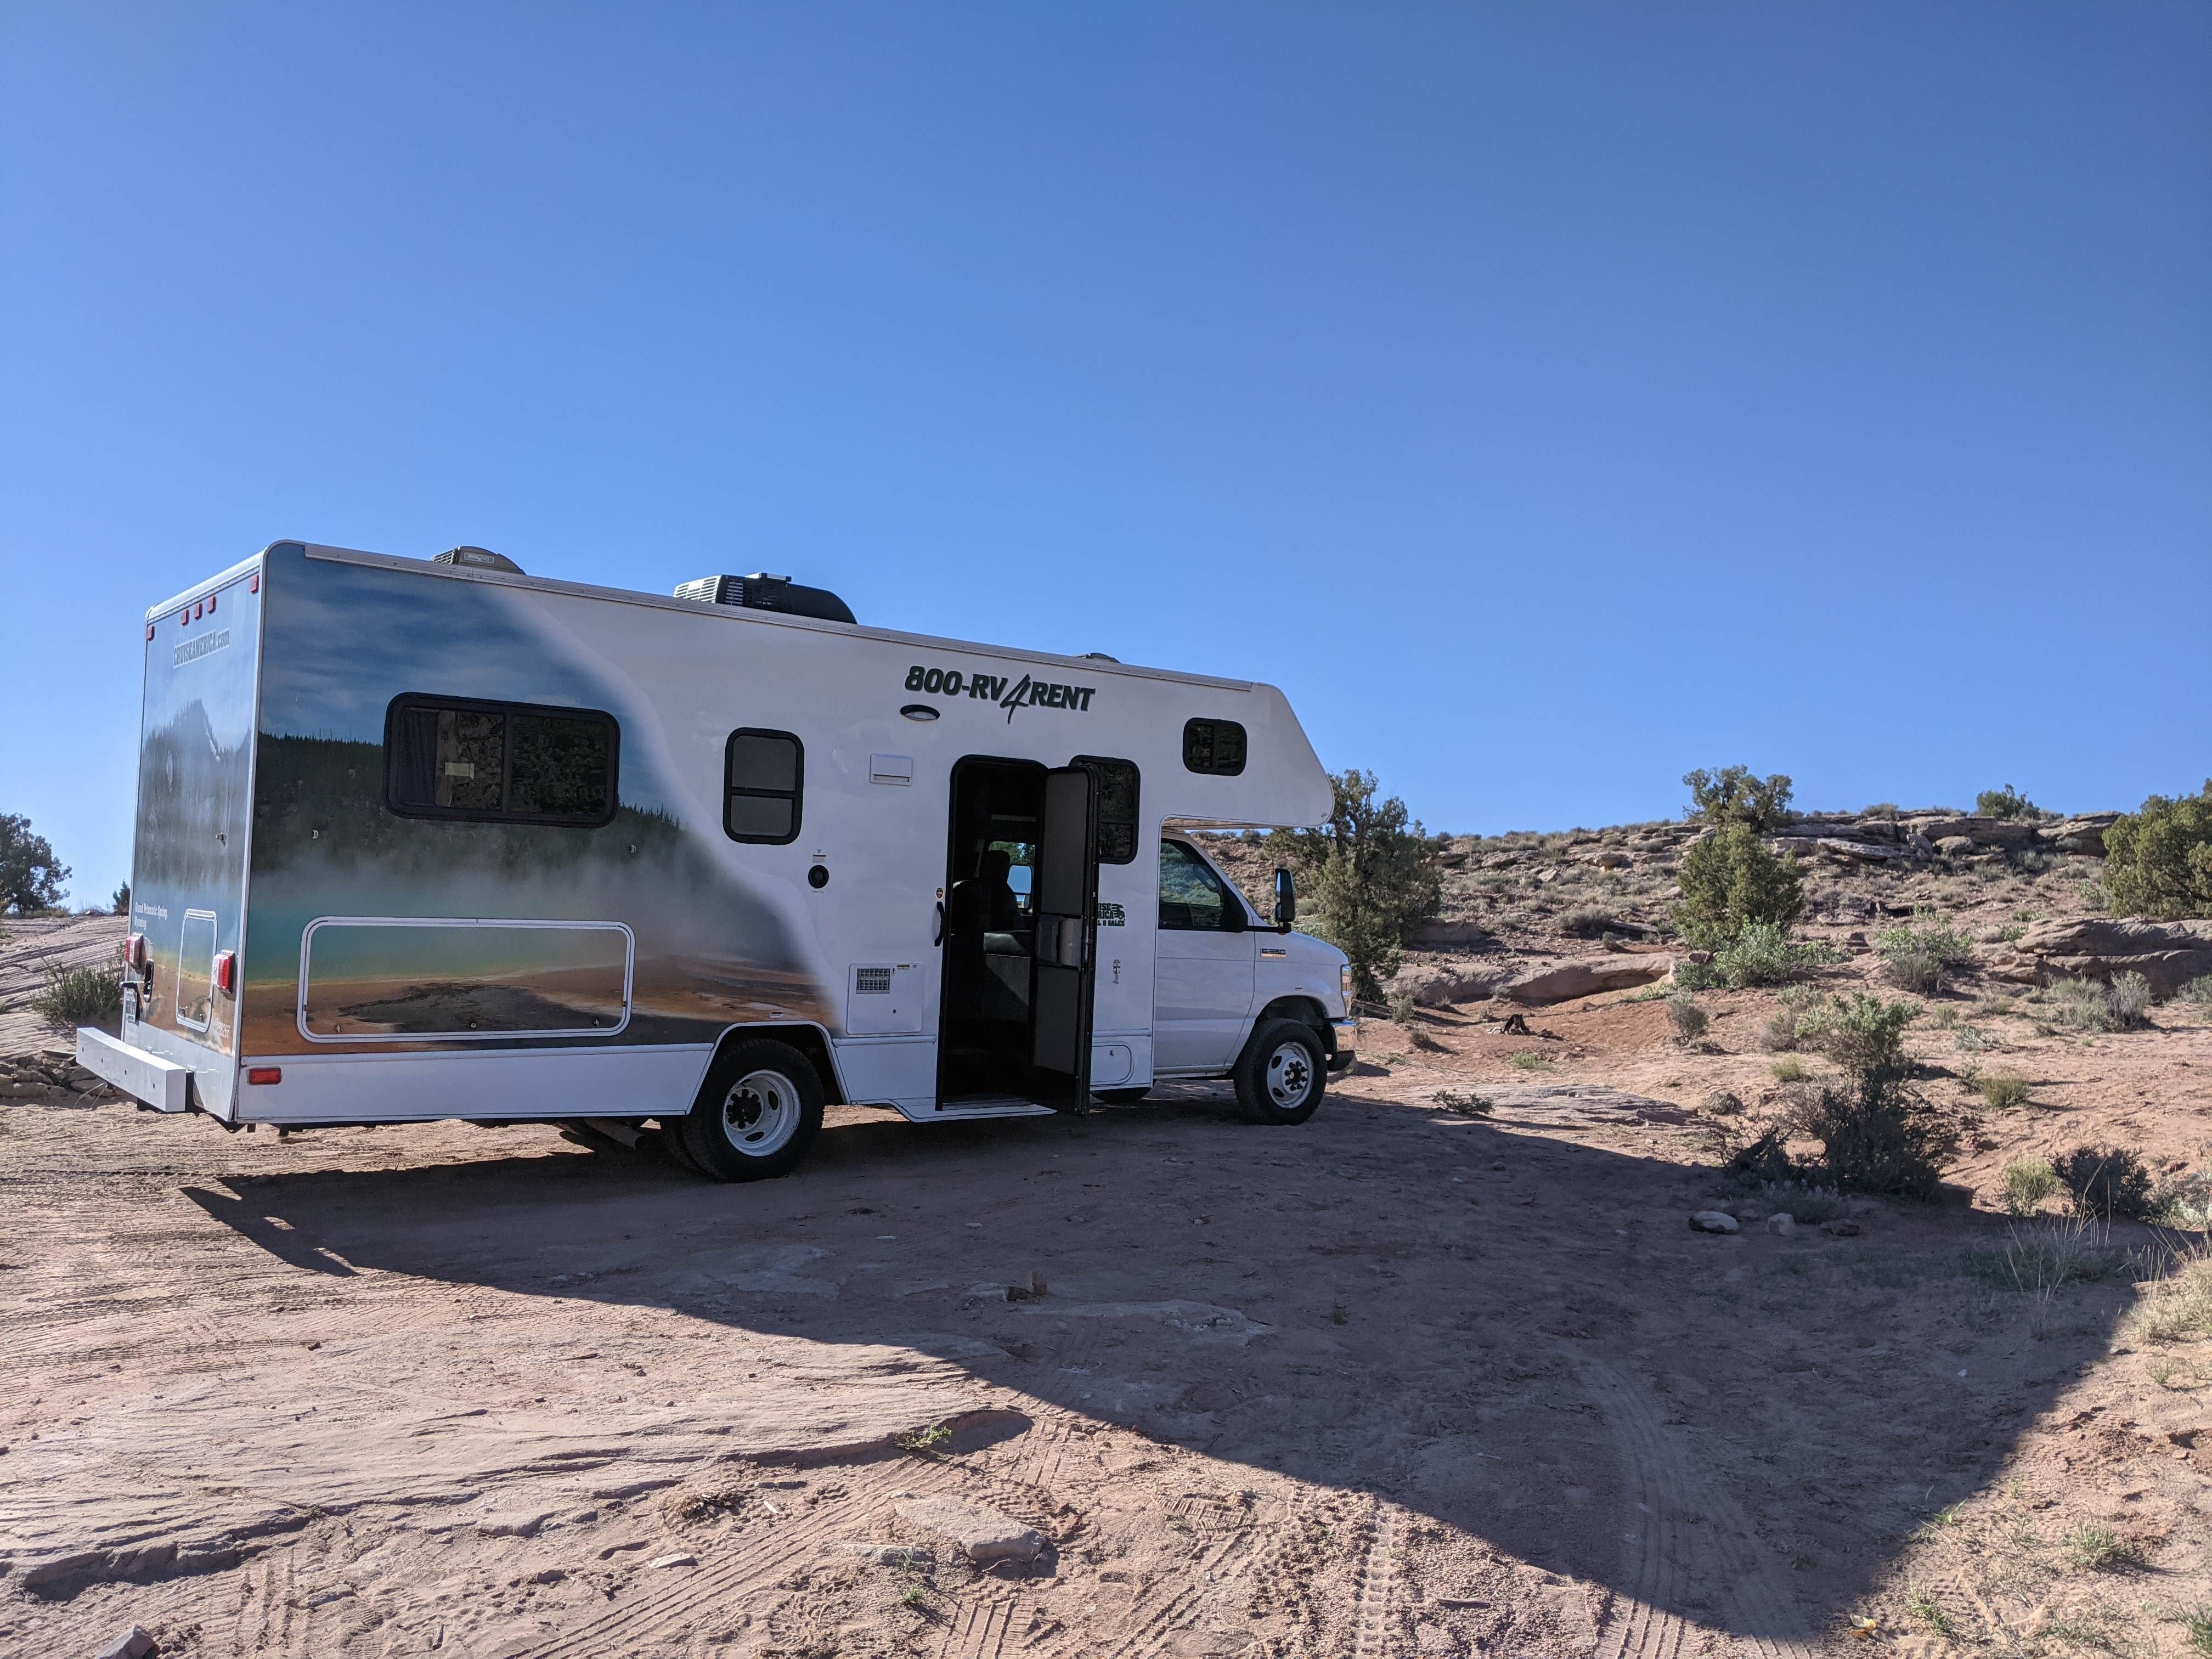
123 933 147 969
247 1068 281 1086
213 950 236 994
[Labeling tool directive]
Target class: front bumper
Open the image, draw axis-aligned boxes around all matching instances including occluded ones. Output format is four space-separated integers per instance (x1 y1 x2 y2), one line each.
1327 1018 1357 1072
76 1028 193 1113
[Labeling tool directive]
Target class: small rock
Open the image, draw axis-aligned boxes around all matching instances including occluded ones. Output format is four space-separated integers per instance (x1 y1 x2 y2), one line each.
650 1551 696 1569
1765 1214 1796 1237
95 1627 156 1659
1822 1218 1861 1237
964 1282 1010 1301
1689 1211 1740 1234
893 1495 1043 1564
476 1509 552 1538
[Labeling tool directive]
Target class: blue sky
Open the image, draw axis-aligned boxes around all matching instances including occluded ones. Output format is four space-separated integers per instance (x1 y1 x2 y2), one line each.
4 4 2207 903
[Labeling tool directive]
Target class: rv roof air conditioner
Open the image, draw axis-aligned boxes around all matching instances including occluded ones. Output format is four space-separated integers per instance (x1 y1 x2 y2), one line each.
434 546 524 574
673 573 856 625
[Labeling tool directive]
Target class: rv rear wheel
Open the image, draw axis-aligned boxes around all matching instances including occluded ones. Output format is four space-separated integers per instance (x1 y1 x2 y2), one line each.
1232 1019 1327 1126
676 1040 825 1181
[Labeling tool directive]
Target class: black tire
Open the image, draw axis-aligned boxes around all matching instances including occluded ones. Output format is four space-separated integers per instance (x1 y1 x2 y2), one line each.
1232 1019 1327 1125
1094 1087 1150 1105
675 1039 825 1181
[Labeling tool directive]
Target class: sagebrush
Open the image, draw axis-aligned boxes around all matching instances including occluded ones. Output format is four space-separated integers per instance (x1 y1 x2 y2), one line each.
2052 1144 2154 1221
33 964 120 1031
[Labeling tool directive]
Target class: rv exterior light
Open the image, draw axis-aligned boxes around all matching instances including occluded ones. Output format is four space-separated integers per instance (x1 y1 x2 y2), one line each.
247 1068 282 1086
213 950 236 995
900 704 939 721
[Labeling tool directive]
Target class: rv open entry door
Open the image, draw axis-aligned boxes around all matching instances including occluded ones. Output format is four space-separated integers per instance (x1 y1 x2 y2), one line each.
1028 765 1099 1111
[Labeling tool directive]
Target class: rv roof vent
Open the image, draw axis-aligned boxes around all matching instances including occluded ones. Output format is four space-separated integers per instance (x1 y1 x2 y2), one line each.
673 573 855 625
435 546 524 574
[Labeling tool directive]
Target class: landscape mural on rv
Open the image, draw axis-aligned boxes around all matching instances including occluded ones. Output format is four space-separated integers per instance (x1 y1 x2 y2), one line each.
239 543 830 1055
134 571 261 1053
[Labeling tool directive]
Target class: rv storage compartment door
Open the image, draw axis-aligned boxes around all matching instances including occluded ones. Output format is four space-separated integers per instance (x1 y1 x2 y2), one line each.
1028 767 1099 1111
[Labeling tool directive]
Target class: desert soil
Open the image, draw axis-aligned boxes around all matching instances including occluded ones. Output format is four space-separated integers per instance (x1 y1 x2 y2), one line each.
4 825 2210 1659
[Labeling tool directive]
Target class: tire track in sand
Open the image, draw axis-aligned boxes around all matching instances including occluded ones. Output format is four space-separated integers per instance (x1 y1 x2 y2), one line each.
1577 1359 1815 1659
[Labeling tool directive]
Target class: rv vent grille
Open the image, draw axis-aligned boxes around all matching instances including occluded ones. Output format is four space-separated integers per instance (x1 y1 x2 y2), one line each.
854 967 893 996
672 573 856 625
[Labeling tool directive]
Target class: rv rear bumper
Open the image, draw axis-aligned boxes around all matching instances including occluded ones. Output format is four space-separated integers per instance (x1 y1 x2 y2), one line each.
76 1028 193 1113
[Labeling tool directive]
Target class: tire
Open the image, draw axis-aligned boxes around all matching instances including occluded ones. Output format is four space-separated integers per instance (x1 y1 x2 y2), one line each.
1232 1019 1327 1125
675 1040 825 1181
1094 1087 1150 1105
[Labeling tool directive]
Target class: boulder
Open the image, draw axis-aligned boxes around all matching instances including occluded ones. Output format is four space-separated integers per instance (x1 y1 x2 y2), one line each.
1935 836 1974 857
1689 1211 1739 1234
1987 917 2212 998
95 1628 156 1659
1770 835 1913 862
1499 955 1673 1005
1406 920 1494 950
1903 815 2040 848
2041 813 2119 856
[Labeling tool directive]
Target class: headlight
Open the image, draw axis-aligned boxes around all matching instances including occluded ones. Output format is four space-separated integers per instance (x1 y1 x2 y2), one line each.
1340 964 1353 1006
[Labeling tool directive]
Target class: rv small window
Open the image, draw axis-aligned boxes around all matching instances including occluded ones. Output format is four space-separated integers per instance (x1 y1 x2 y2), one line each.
385 696 618 827
1182 719 1246 777
1073 755 1141 865
725 729 803 844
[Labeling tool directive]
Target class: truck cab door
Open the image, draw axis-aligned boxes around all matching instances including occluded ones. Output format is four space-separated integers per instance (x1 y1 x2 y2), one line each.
1028 766 1099 1111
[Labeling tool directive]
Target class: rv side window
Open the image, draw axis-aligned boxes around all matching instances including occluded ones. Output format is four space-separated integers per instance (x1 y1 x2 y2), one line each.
725 729 804 844
1182 719 1246 777
1159 839 1239 932
384 696 618 827
1073 755 1141 865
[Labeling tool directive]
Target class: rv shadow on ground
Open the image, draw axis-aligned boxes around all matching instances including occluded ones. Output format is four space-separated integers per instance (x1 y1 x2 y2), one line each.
194 1085 2130 1637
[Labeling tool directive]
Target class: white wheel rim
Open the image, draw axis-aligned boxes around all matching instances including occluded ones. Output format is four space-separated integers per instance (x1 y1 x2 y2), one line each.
1264 1042 1313 1109
720 1069 801 1156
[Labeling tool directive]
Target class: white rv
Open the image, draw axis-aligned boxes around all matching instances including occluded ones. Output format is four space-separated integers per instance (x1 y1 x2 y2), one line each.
78 540 1356 1180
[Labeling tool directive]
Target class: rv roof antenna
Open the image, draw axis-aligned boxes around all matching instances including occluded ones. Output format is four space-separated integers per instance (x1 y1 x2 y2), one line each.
434 546 524 574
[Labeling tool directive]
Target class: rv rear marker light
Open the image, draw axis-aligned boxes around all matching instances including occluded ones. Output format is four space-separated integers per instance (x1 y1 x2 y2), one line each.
249 574 259 592
146 624 155 641
247 1068 282 1086
213 950 236 994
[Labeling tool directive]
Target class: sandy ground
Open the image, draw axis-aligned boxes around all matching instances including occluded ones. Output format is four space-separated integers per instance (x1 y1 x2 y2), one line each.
5 994 2209 1659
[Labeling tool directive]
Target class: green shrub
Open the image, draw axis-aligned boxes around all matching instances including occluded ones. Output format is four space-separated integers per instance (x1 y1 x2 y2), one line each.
1776 992 1950 1199
1678 921 1834 990
1272 770 1443 998
1875 909 1976 994
1788 1075 1955 1199
1977 1070 2030 1110
2183 975 2212 1007
2104 970 2151 1029
0 813 71 915
32 964 121 1031
1976 784 2040 820
2103 781 2212 919
1684 766 1794 830
1666 988 1708 1045
1801 990 1916 1078
2153 1170 2212 1228
2045 973 2153 1034
1771 1056 1807 1083
1557 904 1619 939
2052 1145 2155 1222
2000 1156 2059 1217
1863 802 1901 820
1674 826 1804 949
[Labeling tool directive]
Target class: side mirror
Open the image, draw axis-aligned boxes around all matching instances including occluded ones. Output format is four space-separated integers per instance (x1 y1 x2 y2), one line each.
1272 867 1296 932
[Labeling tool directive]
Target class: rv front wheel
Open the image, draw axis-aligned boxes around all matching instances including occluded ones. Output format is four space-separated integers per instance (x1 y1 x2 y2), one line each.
676 1040 825 1181
1232 1019 1327 1126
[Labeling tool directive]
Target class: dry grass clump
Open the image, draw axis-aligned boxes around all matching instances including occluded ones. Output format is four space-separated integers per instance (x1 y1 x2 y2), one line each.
1999 1156 2059 1218
1974 1069 2030 1110
2130 1238 2212 1348
32 964 120 1032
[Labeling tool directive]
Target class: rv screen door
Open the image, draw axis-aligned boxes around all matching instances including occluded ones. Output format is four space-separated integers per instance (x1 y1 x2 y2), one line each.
1028 766 1099 1111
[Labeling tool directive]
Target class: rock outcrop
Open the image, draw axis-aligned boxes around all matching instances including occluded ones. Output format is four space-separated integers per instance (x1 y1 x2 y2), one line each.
1988 917 2212 998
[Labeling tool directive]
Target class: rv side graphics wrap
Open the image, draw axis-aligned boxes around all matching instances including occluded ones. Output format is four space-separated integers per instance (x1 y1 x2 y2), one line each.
240 545 832 1057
